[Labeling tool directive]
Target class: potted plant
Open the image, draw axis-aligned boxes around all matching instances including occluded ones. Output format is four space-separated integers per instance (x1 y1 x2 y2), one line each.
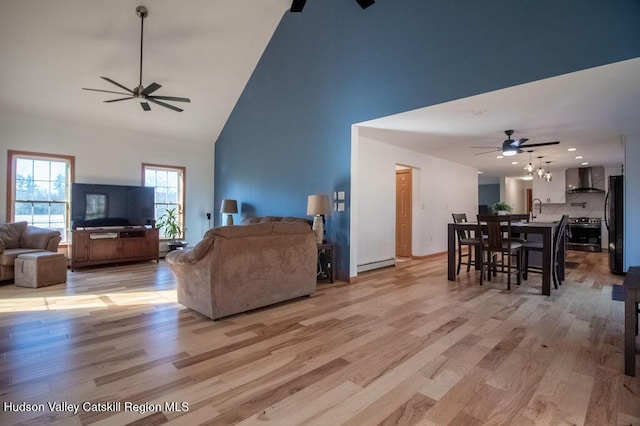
155 207 187 251
492 201 512 215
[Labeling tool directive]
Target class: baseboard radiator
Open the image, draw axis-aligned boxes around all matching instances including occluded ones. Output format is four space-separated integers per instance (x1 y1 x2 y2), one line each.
357 258 396 273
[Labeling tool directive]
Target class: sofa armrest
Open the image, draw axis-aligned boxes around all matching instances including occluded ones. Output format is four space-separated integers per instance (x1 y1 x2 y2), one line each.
165 237 215 266
20 226 62 251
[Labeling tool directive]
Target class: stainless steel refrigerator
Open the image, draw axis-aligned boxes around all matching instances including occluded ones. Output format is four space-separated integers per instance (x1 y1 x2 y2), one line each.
605 175 624 274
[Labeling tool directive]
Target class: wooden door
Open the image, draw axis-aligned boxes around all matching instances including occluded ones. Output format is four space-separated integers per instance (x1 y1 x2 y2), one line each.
526 188 533 213
395 169 412 257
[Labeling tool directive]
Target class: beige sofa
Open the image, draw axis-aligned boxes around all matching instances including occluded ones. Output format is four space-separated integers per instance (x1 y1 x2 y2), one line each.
166 220 317 320
0 221 62 281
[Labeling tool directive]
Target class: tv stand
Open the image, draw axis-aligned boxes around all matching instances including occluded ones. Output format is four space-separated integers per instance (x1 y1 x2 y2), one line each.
71 227 159 271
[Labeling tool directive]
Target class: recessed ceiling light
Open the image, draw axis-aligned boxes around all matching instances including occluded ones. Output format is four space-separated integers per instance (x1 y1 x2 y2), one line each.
581 162 589 165
522 176 533 181
511 161 518 165
477 171 483 174
576 156 583 159
568 148 577 152
496 155 503 159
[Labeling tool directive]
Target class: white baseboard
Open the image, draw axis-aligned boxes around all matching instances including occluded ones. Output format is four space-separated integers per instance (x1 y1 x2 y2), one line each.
357 258 396 273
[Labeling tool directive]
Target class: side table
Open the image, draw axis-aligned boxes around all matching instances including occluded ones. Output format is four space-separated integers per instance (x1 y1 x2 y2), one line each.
317 242 335 283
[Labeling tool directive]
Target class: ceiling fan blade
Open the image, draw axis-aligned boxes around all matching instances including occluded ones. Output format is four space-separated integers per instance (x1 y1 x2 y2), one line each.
474 149 502 156
141 102 151 111
146 97 183 112
100 76 134 94
512 138 529 147
520 141 560 148
148 95 191 103
470 146 500 149
290 0 307 12
104 97 134 103
83 88 132 96
142 82 162 95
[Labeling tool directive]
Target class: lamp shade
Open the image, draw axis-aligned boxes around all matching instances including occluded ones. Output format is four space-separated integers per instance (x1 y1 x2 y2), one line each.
307 194 330 216
220 199 238 214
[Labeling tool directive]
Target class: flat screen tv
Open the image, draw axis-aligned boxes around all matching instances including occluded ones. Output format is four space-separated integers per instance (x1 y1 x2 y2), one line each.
71 183 155 228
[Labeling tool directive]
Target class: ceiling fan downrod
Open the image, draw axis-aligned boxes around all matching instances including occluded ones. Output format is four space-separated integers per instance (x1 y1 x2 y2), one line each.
136 6 147 94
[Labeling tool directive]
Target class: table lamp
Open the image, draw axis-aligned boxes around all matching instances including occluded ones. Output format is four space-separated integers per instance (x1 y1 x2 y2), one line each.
307 194 330 244
220 199 238 226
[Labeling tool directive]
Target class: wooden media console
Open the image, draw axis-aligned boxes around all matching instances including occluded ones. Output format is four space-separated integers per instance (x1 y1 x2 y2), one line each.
71 227 159 270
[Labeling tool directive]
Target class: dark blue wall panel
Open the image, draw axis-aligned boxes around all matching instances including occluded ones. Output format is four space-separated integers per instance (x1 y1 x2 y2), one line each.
215 0 640 279
479 184 501 209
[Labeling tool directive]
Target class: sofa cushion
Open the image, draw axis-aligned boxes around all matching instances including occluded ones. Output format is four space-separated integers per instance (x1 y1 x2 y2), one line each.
242 216 311 225
209 223 275 239
271 222 312 234
0 222 28 249
0 239 4 254
0 248 44 266
207 222 311 240
20 226 61 250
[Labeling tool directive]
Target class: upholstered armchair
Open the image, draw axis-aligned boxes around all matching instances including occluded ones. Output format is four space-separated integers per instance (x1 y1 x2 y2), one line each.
0 222 62 281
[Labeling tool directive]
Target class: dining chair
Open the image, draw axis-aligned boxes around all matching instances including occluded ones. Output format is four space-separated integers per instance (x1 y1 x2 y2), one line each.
521 214 569 289
452 213 481 275
476 214 522 290
509 213 530 243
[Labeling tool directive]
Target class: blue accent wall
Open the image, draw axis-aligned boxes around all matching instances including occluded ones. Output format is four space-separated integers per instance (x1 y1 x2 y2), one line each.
479 184 500 210
215 0 640 279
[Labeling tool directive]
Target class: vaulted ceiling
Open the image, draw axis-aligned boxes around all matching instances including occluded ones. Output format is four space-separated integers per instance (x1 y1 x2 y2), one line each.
0 0 291 144
2 1 638 178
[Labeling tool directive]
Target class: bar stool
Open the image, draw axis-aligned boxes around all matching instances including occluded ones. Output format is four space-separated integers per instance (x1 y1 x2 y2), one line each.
452 213 481 275
476 214 523 290
521 215 569 289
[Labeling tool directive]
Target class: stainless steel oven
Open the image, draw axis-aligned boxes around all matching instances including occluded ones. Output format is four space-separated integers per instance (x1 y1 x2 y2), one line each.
567 217 602 252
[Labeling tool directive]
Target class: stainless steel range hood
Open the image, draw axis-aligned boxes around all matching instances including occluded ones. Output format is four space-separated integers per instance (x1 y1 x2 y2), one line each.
566 166 605 193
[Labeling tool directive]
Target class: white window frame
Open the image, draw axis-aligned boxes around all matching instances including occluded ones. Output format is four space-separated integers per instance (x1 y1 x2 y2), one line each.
142 163 186 240
7 150 75 242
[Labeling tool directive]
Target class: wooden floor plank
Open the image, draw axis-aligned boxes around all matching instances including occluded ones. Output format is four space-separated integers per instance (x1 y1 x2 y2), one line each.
0 250 635 425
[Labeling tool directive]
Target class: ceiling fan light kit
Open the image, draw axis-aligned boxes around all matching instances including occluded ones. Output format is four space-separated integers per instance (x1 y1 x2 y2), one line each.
82 5 191 112
472 130 560 157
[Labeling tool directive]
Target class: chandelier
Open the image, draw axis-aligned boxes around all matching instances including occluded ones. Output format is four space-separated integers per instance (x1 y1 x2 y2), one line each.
523 151 534 175
536 156 545 179
544 161 553 182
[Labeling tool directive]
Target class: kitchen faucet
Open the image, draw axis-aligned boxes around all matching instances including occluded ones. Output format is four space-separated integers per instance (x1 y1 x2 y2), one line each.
531 198 543 219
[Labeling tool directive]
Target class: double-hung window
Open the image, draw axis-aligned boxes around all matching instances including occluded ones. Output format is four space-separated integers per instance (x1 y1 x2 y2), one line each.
142 163 185 240
7 150 74 242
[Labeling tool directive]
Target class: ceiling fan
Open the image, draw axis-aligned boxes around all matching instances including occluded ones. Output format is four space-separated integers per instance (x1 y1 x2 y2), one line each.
83 5 190 112
471 130 559 156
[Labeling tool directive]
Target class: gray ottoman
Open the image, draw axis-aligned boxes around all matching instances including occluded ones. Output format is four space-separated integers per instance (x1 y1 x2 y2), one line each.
15 252 67 288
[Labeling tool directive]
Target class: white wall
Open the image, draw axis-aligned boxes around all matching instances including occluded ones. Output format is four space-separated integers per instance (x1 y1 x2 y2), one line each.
504 177 527 213
352 132 478 275
0 110 215 243
624 134 640 270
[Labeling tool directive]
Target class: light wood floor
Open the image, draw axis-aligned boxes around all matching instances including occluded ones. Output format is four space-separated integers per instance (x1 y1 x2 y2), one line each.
0 250 638 425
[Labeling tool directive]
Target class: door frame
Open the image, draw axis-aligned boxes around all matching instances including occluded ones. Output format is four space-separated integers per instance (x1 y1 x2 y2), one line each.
395 166 413 258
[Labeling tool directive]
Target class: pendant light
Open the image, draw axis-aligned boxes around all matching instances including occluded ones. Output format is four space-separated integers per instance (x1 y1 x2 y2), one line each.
524 150 534 175
544 161 553 182
536 156 545 179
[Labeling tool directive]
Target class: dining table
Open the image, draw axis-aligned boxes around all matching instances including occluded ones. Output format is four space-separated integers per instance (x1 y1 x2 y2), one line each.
447 220 563 296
